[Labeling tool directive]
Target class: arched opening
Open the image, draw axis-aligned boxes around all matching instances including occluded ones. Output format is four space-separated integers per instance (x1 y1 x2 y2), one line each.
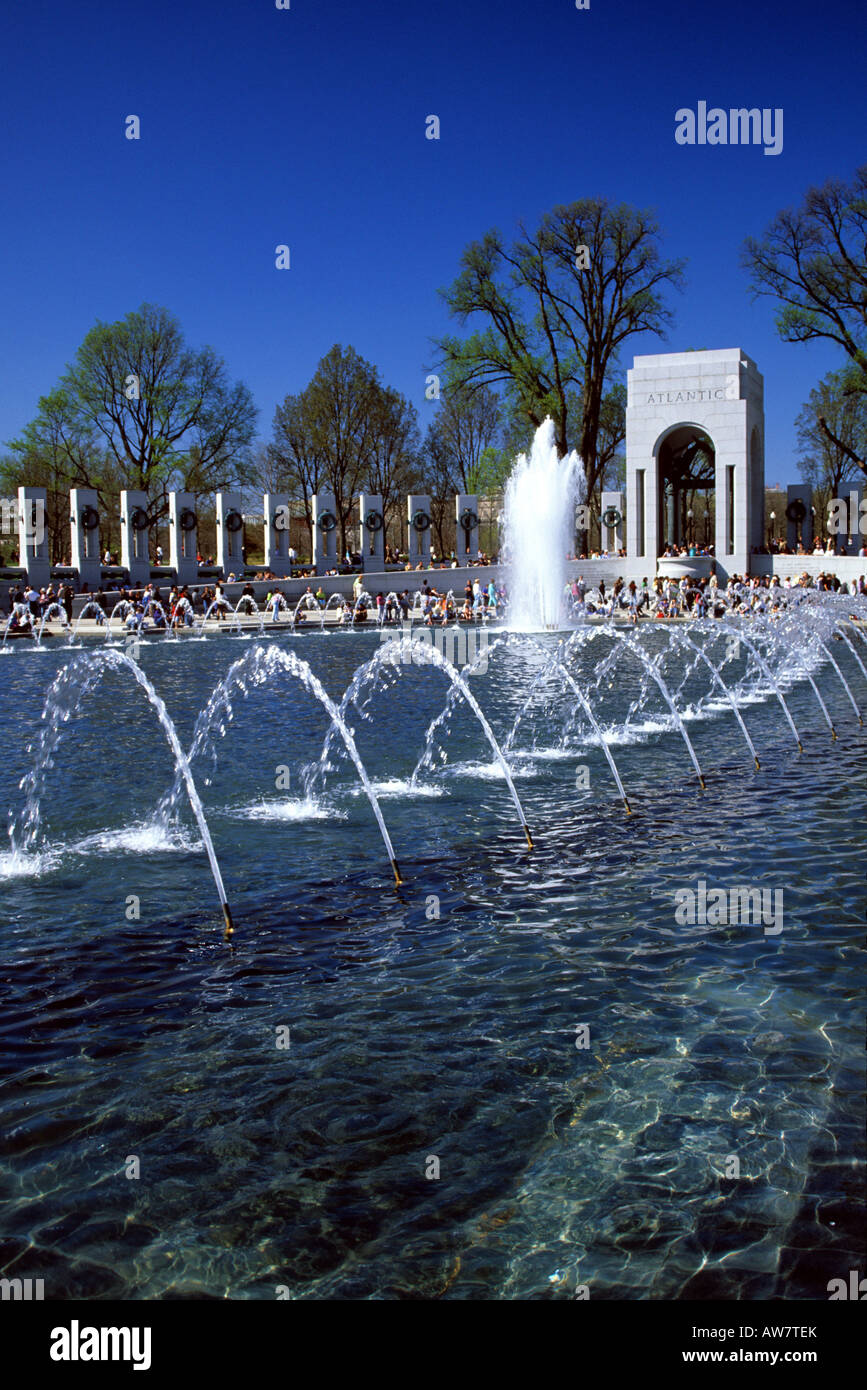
656 424 716 554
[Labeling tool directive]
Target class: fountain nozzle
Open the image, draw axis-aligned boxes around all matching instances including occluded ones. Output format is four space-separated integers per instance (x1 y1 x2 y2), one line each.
699 776 707 791
831 728 838 742
222 903 235 941
797 741 803 754
754 756 761 771
624 799 632 815
524 826 534 851
391 859 403 886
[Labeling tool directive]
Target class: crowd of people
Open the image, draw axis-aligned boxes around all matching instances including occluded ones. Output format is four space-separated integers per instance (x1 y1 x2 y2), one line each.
4 564 865 640
568 570 867 622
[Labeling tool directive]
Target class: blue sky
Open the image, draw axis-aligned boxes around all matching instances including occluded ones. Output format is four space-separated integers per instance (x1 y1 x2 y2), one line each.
1 0 864 483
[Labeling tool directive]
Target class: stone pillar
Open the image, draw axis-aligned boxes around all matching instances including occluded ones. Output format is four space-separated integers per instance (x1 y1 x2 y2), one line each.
17 485 50 589
216 491 245 576
455 495 479 566
785 484 812 554
359 494 385 571
120 490 151 587
169 491 199 585
600 490 624 553
264 493 292 577
70 487 102 590
408 495 432 566
312 491 338 573
711 360 764 578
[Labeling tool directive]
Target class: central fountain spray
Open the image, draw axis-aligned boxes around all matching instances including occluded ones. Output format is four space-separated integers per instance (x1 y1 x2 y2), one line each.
502 418 583 631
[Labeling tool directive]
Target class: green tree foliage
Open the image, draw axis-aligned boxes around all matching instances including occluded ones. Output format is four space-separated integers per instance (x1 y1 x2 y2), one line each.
2 304 257 557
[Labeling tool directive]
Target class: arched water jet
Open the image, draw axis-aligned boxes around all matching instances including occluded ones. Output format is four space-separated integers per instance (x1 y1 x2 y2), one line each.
310 632 441 782
760 624 837 740
292 593 317 627
1 603 35 649
228 596 265 638
815 636 863 725
69 600 108 644
36 603 69 645
378 592 402 627
704 624 803 753
194 600 226 636
332 634 535 850
424 630 632 812
414 633 547 772
106 600 134 641
8 648 235 939
664 628 761 771
412 633 519 780
503 626 602 755
158 644 403 887
836 622 867 690
323 592 348 629
547 657 632 812
351 591 373 625
614 632 707 789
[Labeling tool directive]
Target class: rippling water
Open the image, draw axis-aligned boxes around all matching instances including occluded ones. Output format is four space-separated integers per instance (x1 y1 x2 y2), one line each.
0 622 864 1299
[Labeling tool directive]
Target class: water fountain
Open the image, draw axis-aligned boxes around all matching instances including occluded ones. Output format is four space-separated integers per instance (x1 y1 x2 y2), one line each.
501 418 583 630
69 599 110 644
7 647 233 937
228 595 265 638
35 602 69 646
1 602 36 650
3 581 865 1305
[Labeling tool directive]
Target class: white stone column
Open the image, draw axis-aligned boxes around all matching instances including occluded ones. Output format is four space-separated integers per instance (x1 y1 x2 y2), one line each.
455 495 479 566
312 491 338 573
70 487 102 590
169 491 199 585
17 485 50 588
120 489 151 587
264 494 292 576
408 495 432 565
600 491 624 552
359 494 385 570
216 491 244 576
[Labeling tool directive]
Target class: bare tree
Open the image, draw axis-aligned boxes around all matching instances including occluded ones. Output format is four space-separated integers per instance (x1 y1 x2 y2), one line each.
743 165 867 397
436 198 684 499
